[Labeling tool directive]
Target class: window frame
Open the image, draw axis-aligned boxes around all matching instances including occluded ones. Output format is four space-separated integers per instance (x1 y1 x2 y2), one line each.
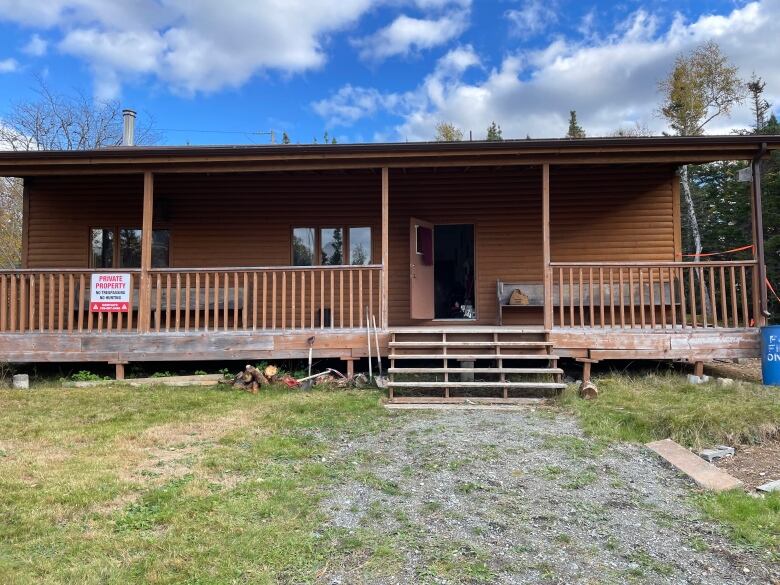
290 224 373 266
88 225 172 268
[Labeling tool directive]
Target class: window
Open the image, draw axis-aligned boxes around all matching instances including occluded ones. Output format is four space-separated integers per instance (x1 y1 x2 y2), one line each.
89 227 170 268
320 228 343 265
291 226 372 266
292 227 315 266
91 228 114 268
349 227 371 265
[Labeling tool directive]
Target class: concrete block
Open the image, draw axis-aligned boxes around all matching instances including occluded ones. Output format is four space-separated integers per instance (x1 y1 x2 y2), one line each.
12 374 29 389
646 438 743 492
716 377 734 386
699 445 735 462
757 479 780 493
458 360 475 383
700 375 712 383
687 374 702 385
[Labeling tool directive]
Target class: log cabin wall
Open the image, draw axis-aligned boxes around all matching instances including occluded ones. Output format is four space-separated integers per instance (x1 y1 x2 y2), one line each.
23 164 678 328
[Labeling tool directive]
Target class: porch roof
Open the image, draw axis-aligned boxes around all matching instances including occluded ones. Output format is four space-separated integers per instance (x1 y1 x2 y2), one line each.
1 135 779 176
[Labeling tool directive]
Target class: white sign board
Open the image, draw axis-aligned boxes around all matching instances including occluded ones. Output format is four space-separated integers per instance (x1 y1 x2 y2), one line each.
90 273 131 313
737 167 752 182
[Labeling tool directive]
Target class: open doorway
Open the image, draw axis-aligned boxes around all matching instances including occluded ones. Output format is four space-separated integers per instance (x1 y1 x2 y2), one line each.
434 224 475 319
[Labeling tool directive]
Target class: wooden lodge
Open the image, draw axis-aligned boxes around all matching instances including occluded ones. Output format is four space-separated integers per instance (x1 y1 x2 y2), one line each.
1 135 778 397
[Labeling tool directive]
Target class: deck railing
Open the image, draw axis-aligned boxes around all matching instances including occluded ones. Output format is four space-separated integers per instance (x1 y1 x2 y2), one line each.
549 260 759 329
0 265 382 333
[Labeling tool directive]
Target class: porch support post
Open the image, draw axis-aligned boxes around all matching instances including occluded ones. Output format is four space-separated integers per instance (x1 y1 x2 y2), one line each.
381 167 389 329
542 163 553 330
138 171 154 332
750 149 768 326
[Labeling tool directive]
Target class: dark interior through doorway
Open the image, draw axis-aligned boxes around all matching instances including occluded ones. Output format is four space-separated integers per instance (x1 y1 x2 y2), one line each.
434 224 475 319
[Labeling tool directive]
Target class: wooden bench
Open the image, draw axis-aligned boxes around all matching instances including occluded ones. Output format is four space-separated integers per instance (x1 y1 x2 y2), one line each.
497 279 676 326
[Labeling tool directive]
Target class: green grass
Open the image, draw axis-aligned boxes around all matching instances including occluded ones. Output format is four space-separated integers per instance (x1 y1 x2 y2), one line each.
0 383 390 584
558 373 780 449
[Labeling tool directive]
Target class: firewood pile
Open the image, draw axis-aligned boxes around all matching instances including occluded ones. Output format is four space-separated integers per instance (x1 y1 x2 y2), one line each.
222 363 369 393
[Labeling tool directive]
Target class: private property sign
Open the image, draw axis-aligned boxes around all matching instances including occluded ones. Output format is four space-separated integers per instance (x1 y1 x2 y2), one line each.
90 273 131 312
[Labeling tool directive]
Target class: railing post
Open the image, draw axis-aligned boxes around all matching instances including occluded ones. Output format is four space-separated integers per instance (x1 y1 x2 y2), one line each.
751 153 768 326
542 163 553 330
381 167 389 329
138 171 154 332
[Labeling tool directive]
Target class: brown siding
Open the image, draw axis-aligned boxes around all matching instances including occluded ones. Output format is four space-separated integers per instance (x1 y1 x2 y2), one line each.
24 164 677 326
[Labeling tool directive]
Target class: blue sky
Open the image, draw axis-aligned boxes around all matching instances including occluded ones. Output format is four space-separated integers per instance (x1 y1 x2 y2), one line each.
0 0 777 146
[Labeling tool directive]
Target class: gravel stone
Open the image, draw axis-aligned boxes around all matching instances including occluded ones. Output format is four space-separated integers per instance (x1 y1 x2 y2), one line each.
319 408 776 584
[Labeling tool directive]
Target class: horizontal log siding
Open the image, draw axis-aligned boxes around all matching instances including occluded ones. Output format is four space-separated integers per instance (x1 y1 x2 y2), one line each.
25 172 381 268
388 164 677 326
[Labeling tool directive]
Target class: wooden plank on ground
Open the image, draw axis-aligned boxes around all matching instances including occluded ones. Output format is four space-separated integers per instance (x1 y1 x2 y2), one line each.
646 439 743 492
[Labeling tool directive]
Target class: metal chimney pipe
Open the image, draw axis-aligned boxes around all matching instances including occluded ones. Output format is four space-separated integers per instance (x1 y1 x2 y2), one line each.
122 109 136 146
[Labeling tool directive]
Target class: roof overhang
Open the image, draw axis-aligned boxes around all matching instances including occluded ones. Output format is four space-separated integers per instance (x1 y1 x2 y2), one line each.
1 135 778 176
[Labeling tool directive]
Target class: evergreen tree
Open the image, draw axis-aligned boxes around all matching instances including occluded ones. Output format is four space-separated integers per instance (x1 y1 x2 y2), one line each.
281 131 291 144
747 74 771 133
566 110 585 138
486 121 503 141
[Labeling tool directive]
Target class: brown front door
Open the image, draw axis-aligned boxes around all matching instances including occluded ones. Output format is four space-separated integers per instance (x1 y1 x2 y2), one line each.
410 217 435 319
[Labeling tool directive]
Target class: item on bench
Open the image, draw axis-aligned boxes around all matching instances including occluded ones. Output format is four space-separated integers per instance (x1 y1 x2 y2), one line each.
509 288 529 305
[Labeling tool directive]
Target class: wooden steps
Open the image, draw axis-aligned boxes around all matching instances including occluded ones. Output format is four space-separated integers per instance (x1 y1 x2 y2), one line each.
387 328 563 402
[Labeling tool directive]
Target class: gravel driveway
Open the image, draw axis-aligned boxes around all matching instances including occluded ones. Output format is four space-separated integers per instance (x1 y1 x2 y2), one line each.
319 406 776 584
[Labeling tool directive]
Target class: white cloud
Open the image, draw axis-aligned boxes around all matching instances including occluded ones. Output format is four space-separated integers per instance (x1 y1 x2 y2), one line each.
22 34 47 57
0 0 376 98
0 58 18 73
315 0 780 140
506 0 557 35
352 10 469 61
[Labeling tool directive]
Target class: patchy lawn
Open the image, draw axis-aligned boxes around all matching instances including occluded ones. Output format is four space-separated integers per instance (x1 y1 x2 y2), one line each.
1 375 778 584
0 384 390 584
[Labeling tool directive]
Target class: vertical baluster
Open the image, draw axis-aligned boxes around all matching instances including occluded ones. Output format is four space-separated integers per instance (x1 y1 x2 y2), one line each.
729 266 738 329
215 273 222 331
57 274 65 331
689 267 698 328
48 274 55 332
619 268 625 328
598 267 604 327
638 268 646 329
740 266 749 328
300 270 306 329
369 269 374 323
669 267 677 328
330 270 335 330
658 267 666 329
320 271 325 330
708 266 717 328
628 268 635 328
578 268 584 327
164 274 170 331
648 267 656 329
184 273 191 332
154 274 161 331
349 270 354 329
263 272 268 330
233 272 239 331
0 275 6 331
291 271 296 329
175 273 181 332
203 273 210 331
698 267 708 327
10 275 18 331
677 267 686 328
310 271 315 330
224 273 230 332
28 275 34 332
588 267 595 327
719 266 728 329
67 274 74 331
78 274 85 332
242 272 249 331
39 274 45 331
252 272 258 331
282 271 287 329
19 275 27 332
340 270 344 328
569 268 574 327
272 272 277 330
359 269 364 329
193 272 198 331
608 268 615 328
558 268 564 327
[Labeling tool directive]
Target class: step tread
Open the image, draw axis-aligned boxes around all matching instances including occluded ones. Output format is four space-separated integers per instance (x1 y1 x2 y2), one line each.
388 367 563 374
390 327 549 334
389 341 552 347
389 353 560 360
387 381 567 389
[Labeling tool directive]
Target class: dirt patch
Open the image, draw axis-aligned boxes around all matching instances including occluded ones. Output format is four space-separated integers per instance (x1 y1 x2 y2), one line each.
320 408 776 584
705 359 762 384
716 440 780 490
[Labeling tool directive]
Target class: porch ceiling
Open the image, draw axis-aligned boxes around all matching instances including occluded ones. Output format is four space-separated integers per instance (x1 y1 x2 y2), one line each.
1 135 779 176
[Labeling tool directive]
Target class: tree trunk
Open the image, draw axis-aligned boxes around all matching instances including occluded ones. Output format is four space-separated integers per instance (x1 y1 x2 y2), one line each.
680 165 711 316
